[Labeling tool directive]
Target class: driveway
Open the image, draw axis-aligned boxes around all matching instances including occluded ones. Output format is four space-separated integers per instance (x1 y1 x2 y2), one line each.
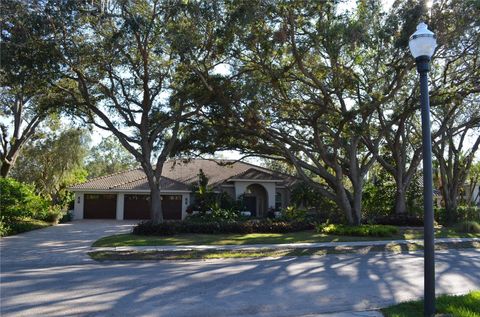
1 221 479 317
0 220 136 268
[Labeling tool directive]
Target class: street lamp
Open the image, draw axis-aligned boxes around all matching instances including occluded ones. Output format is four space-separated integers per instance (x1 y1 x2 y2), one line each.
409 22 437 317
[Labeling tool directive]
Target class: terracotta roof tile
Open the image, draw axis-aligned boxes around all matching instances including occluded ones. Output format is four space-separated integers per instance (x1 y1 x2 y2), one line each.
70 159 297 191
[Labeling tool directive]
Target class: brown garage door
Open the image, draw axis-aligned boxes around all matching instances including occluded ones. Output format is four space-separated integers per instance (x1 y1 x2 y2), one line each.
124 195 150 220
123 194 182 220
162 195 182 220
84 194 117 219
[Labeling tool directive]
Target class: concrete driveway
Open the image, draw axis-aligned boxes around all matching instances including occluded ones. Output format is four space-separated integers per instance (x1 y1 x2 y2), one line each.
0 220 136 267
1 221 479 317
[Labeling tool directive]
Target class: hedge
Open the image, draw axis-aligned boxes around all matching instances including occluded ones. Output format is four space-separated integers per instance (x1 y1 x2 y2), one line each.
133 219 315 236
317 223 399 237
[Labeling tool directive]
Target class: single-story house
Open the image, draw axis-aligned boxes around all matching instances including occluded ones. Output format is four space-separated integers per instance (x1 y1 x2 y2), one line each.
69 159 297 220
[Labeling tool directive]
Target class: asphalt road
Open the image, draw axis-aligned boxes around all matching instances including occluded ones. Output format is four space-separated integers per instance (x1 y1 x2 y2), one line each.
1 221 479 317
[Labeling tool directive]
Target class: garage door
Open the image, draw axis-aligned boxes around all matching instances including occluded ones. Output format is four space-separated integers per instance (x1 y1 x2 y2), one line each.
123 195 182 220
84 194 117 219
162 195 182 220
124 195 150 220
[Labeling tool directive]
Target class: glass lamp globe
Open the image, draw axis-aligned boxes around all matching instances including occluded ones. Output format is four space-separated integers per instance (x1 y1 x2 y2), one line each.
409 22 437 59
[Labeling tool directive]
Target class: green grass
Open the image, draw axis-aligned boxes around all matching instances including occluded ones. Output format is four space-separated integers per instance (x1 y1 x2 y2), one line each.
382 290 480 317
1 218 53 237
89 241 480 261
92 228 480 247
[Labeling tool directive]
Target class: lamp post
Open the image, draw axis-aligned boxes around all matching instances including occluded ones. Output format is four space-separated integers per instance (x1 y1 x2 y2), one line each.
409 22 437 317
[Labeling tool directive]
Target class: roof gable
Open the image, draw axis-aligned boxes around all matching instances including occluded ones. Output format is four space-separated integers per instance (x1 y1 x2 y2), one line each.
70 159 297 191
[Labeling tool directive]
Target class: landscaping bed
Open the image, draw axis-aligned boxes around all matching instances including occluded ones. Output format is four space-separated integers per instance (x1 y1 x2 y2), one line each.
382 290 480 317
132 219 315 235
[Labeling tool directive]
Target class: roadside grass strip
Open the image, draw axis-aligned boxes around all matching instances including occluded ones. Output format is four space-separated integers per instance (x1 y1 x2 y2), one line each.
92 229 480 247
89 240 480 261
381 290 480 317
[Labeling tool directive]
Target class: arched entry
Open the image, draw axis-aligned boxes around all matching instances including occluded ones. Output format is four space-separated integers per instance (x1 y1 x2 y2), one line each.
244 184 268 217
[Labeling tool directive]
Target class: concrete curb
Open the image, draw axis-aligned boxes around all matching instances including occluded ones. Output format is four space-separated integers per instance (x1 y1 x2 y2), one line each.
90 237 480 253
305 311 383 317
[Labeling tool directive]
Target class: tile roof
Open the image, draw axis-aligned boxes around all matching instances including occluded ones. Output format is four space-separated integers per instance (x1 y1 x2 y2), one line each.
70 159 297 191
69 168 189 191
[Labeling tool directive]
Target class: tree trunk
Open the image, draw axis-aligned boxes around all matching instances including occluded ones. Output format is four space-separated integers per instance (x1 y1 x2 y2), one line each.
444 193 457 225
150 185 163 224
1 160 12 178
352 183 363 225
394 187 407 215
336 187 356 225
143 166 164 224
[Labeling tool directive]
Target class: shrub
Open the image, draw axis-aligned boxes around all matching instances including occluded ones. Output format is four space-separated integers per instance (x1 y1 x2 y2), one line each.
373 214 424 227
455 221 480 234
5 218 51 236
457 206 480 222
133 219 315 236
282 206 307 221
316 223 399 237
0 217 10 237
435 206 480 225
59 210 73 223
0 177 49 221
186 208 240 223
41 205 65 224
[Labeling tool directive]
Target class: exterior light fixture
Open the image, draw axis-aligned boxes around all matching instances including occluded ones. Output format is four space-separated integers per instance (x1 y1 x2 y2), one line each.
409 22 437 317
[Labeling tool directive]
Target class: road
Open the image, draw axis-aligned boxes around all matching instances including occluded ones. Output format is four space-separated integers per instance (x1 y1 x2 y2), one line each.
1 221 479 317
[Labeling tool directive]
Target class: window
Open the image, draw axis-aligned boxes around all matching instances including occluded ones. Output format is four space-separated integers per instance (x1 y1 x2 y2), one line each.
275 192 282 210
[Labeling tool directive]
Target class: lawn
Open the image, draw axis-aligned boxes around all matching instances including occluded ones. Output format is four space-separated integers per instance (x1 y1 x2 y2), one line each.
382 290 480 317
89 241 480 261
92 227 480 247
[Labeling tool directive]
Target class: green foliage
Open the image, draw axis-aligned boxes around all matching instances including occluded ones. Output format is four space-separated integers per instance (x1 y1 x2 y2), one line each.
373 214 424 227
0 218 52 237
42 205 65 224
1 0 65 177
189 169 222 213
0 218 10 237
382 290 480 317
316 223 399 237
362 174 396 219
0 177 57 236
133 219 314 236
282 206 307 222
455 221 480 234
362 170 424 221
85 136 138 178
11 127 89 206
0 177 49 221
186 208 240 223
436 206 480 225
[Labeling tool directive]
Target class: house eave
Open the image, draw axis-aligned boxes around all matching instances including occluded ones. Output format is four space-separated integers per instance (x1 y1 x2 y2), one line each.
68 188 192 194
228 179 284 183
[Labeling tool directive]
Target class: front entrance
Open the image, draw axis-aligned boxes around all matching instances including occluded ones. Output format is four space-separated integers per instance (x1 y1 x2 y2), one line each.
244 184 268 217
123 194 182 220
84 194 117 219
244 196 257 216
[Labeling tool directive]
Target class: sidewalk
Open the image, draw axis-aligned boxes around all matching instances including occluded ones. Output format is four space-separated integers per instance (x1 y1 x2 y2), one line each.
91 237 480 252
306 311 383 317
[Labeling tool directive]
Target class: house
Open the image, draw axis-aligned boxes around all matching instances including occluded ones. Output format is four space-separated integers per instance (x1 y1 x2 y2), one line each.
69 159 297 220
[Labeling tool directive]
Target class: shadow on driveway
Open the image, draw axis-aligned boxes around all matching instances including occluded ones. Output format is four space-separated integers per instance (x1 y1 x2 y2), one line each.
0 220 136 268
